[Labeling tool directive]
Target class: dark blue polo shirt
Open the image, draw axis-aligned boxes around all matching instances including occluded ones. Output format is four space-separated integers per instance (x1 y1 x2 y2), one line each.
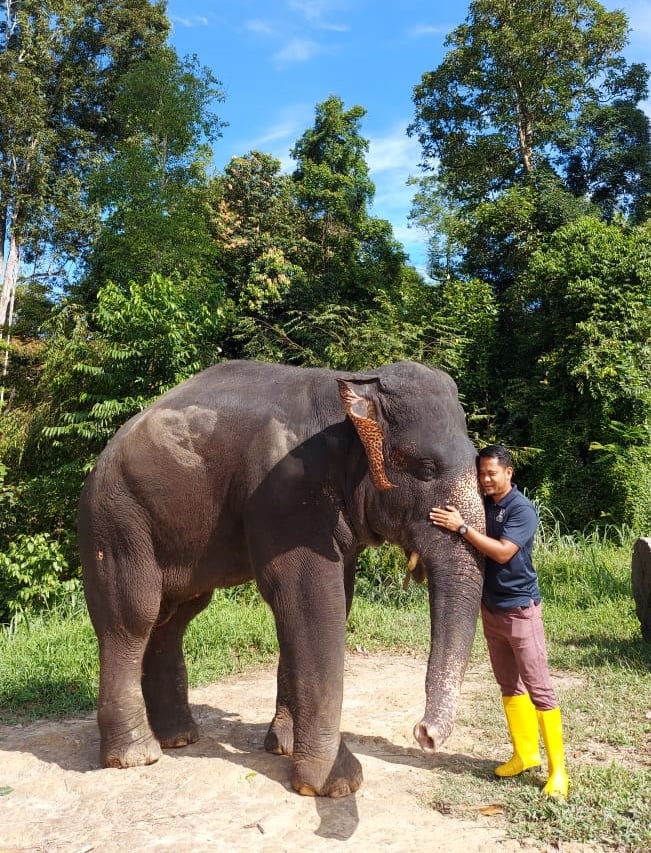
483 485 541 610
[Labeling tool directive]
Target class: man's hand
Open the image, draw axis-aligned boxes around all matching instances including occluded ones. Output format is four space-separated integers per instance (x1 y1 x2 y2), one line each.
429 504 465 532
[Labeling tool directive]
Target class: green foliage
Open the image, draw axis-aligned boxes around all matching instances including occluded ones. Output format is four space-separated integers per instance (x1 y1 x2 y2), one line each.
507 763 651 850
409 2 651 531
0 533 79 624
515 217 651 530
290 95 409 312
81 50 224 296
44 273 228 446
563 71 651 223
423 276 497 425
533 521 636 607
182 592 278 683
0 462 19 547
0 595 97 718
277 276 432 371
355 545 426 606
0 0 171 313
216 102 416 367
210 151 309 359
3 0 650 590
409 0 641 211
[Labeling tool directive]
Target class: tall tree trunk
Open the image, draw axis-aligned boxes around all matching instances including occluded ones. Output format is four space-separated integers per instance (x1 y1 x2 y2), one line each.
0 231 19 406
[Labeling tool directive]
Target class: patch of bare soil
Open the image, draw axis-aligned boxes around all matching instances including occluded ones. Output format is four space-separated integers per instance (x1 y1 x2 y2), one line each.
0 653 601 853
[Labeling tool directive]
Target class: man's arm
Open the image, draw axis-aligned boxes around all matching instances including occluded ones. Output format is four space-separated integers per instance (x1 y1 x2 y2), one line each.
429 504 519 564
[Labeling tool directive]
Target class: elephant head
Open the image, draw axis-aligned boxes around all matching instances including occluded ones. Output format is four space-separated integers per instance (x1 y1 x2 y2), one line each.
336 362 485 753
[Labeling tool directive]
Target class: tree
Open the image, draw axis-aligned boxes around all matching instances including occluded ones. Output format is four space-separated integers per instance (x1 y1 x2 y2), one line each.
291 95 406 308
209 151 307 360
510 217 651 529
281 95 412 364
562 80 651 223
408 0 649 289
0 0 169 402
409 0 648 213
210 98 416 367
408 1 651 530
45 273 228 447
79 49 225 298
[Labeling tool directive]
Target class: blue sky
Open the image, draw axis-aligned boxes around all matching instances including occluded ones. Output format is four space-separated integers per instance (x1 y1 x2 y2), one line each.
166 0 651 272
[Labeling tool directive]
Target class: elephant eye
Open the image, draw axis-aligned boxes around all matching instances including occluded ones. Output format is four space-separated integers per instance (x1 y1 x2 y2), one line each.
393 453 439 481
413 458 439 481
388 448 440 481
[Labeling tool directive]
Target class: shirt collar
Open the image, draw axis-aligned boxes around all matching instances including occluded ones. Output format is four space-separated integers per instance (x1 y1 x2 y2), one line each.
492 484 518 508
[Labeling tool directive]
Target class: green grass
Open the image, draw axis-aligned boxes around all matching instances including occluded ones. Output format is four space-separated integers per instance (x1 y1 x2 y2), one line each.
1 533 651 850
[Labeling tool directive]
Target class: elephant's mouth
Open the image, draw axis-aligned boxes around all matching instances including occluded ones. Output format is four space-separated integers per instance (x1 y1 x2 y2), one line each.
403 550 427 588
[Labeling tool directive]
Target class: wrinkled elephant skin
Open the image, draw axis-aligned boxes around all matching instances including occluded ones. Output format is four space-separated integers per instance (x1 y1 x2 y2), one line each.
78 360 484 797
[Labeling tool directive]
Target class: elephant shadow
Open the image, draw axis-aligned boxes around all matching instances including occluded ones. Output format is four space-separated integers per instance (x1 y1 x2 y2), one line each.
0 699 494 780
344 729 498 778
1 700 497 843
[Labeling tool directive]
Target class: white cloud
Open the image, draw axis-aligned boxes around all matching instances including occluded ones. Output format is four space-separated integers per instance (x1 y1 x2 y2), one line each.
289 0 346 21
317 21 350 32
287 0 349 32
367 125 421 174
232 103 314 168
244 19 277 36
273 37 323 65
407 24 450 38
169 15 209 28
254 121 299 147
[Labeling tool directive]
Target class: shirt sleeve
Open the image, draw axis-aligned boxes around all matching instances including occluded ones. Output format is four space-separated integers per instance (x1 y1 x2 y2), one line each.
501 501 538 549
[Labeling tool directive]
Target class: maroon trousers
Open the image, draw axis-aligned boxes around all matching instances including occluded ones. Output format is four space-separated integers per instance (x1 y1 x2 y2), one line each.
480 600 558 711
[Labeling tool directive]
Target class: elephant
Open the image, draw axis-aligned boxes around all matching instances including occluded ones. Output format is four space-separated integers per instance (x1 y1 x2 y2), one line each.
78 359 485 798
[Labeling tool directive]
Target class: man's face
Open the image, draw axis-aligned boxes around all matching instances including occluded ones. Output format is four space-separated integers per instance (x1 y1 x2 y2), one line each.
478 456 513 502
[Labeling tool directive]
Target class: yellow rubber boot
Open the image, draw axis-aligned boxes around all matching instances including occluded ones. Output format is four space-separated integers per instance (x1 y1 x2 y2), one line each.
537 707 569 798
495 693 541 777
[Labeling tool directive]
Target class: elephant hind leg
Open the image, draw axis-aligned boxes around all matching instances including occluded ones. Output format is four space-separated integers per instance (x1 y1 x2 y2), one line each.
85 548 163 769
97 632 162 769
142 592 212 748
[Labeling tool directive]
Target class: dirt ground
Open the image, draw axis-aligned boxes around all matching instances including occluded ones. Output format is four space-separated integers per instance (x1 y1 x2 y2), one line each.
0 652 600 853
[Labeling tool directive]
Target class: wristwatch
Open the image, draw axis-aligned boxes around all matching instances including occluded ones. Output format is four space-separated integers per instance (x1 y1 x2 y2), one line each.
457 522 468 535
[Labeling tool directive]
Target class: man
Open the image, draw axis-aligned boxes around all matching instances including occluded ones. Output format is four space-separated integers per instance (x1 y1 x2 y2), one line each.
429 444 569 799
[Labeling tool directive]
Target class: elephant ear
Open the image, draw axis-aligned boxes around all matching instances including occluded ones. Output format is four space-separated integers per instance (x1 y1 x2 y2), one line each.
336 378 396 491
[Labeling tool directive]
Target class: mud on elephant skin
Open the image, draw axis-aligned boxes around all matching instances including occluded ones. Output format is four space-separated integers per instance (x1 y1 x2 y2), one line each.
78 359 485 797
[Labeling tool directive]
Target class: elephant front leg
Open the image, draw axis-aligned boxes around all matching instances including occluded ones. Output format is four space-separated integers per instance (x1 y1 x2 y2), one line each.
267 561 363 798
264 654 294 756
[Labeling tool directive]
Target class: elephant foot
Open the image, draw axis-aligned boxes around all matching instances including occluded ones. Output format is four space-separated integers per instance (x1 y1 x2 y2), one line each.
264 710 294 756
292 740 363 798
148 705 199 749
159 725 199 749
101 732 162 769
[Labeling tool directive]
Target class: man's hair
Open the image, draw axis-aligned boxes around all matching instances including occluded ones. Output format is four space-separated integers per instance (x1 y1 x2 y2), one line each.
478 444 513 468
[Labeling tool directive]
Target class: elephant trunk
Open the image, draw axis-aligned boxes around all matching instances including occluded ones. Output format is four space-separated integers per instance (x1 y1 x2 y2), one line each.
413 467 485 753
414 560 483 752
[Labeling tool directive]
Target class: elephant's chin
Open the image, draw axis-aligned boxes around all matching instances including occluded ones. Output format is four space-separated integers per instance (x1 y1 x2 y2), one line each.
412 718 453 754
